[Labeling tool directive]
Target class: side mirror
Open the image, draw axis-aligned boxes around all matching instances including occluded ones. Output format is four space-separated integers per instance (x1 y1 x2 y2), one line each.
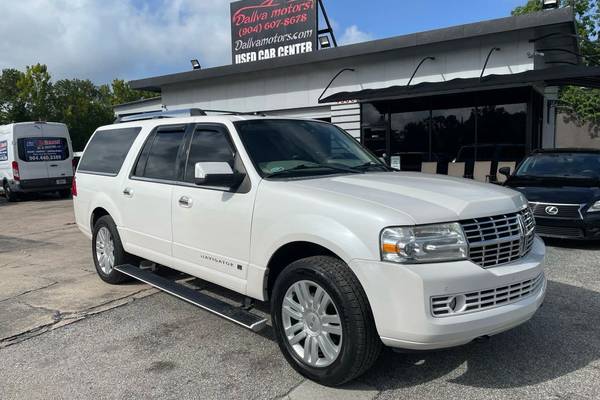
498 167 512 178
194 162 245 189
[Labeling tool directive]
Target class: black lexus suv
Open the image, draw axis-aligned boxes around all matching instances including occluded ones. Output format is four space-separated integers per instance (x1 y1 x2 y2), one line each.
503 149 600 240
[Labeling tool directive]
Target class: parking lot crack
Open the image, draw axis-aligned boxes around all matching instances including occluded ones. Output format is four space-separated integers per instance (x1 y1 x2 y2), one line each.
0 281 59 304
271 379 307 400
1 289 157 349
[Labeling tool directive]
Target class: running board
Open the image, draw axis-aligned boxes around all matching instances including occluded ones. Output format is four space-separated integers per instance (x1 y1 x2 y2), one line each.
115 264 267 332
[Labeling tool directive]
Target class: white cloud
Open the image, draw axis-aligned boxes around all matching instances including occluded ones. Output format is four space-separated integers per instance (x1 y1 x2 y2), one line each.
0 1 376 84
339 25 374 45
0 0 233 84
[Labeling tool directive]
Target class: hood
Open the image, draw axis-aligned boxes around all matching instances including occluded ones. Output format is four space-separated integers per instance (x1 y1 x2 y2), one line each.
506 183 600 204
289 172 527 225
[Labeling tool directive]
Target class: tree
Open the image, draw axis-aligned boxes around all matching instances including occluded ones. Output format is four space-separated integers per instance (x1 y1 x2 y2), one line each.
110 79 156 106
52 79 114 151
0 69 29 124
513 1 600 131
0 64 155 150
17 63 54 121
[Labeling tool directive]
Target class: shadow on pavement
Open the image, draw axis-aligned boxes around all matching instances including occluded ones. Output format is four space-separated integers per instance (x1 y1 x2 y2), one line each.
177 274 600 390
360 280 600 390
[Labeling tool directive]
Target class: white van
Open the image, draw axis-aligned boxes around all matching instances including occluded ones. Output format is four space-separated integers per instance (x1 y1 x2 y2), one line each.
0 122 74 201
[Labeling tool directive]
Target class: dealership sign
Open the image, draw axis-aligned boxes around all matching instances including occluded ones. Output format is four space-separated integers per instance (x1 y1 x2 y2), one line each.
230 0 317 64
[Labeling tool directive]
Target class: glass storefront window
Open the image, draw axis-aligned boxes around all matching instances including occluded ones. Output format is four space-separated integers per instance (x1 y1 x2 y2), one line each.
361 103 387 158
360 88 533 175
390 111 430 171
476 104 527 162
431 107 476 166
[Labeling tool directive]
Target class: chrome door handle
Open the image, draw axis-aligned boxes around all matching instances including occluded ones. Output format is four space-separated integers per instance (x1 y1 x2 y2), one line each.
123 188 134 197
178 196 193 208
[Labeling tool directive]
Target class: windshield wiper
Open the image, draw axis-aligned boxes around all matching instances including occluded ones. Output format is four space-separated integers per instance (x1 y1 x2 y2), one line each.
351 162 390 172
264 164 362 178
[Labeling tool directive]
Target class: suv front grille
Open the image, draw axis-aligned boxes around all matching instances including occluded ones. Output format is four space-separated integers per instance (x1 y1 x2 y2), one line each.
461 208 535 268
530 202 583 219
431 273 545 317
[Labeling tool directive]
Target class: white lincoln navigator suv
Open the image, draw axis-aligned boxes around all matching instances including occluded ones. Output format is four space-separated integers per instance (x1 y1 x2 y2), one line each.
73 112 546 386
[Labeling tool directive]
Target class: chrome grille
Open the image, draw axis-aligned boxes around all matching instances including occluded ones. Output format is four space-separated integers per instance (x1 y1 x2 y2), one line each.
461 208 535 268
530 202 583 219
431 273 545 317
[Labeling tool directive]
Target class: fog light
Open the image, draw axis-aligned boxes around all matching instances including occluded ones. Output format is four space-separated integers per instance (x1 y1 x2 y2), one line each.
449 294 467 313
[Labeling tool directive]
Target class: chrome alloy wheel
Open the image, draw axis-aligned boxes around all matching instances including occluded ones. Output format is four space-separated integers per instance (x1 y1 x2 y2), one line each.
281 280 343 368
95 227 115 274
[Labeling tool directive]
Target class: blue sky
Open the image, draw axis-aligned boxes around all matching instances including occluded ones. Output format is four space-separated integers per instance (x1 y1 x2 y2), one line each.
324 0 527 40
0 0 531 84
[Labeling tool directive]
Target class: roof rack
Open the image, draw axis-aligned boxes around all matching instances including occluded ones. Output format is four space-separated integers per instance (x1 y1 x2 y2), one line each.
115 108 265 123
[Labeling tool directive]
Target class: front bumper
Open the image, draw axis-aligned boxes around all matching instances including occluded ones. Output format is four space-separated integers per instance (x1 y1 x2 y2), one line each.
535 214 600 240
350 236 546 350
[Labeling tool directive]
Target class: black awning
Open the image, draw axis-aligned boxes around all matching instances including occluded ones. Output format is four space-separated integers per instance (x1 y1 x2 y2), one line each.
319 66 600 103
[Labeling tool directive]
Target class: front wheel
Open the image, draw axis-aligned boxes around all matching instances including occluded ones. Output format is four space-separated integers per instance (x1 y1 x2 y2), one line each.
271 256 381 386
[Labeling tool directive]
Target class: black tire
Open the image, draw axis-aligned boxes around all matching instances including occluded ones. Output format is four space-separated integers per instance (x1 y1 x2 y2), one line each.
3 181 18 202
271 256 381 386
92 215 133 284
58 189 71 199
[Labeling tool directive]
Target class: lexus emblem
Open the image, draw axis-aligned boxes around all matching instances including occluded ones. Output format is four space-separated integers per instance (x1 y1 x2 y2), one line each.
545 206 559 216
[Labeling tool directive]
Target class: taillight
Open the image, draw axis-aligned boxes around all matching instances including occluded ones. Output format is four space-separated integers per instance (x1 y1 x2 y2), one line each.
72 158 77 173
11 161 20 181
71 176 77 197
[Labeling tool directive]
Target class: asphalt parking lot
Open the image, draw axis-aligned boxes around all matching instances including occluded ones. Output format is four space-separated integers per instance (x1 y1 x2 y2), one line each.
1 196 599 400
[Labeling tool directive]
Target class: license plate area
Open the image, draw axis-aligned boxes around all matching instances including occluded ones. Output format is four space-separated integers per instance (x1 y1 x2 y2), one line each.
56 179 67 185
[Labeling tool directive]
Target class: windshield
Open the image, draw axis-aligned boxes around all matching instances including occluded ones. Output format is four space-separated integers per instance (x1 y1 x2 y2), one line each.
516 153 600 179
234 119 387 178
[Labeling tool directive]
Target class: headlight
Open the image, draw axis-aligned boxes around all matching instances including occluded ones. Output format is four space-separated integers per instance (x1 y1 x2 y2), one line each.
381 223 468 264
588 200 600 213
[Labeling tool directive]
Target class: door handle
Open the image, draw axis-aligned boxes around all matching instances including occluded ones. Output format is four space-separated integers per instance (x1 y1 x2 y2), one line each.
123 188 134 197
178 196 193 208
49 164 58 167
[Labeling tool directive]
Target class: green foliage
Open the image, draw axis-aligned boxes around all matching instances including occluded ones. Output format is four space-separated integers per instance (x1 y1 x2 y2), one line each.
110 79 156 106
0 68 28 123
53 79 115 151
511 0 543 15
0 65 156 150
513 0 600 131
16 63 53 121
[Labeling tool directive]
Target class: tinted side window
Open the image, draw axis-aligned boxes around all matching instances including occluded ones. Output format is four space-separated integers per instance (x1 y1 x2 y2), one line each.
79 128 141 175
140 129 186 181
184 128 235 183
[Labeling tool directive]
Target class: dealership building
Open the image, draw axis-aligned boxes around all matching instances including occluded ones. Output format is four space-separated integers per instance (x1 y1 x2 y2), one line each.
118 7 600 174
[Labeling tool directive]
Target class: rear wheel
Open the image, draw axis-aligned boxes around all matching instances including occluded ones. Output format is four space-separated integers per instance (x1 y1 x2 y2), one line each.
3 181 18 202
92 215 133 284
271 256 381 386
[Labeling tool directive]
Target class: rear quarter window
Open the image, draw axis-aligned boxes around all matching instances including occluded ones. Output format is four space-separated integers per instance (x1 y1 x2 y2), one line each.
78 127 142 175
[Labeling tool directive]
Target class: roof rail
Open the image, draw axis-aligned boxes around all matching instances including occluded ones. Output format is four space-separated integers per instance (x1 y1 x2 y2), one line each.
115 108 265 123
